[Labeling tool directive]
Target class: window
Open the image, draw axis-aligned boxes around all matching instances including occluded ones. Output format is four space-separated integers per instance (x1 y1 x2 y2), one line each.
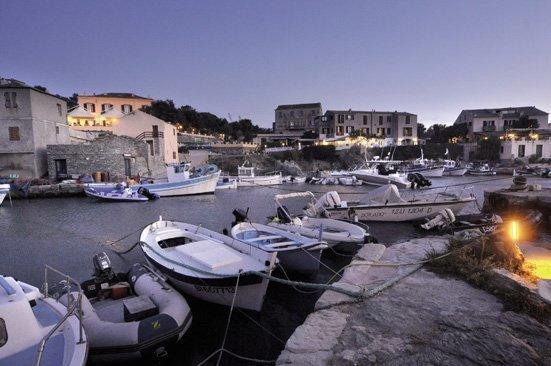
84 103 96 113
0 318 7 347
406 115 410 124
378 116 383 125
363 128 369 135
346 114 354 121
518 144 525 158
146 140 154 155
338 115 345 123
4 92 17 108
337 126 344 135
173 151 177 159
173 128 176 136
377 128 385 136
55 159 67 177
386 116 391 123
121 104 133 114
56 103 62 116
403 127 412 136
363 115 367 125
321 116 327 122
299 110 304 116
55 126 59 135
8 127 20 141
500 146 504 154
346 126 354 133
101 103 113 112
536 145 543 157
387 128 391 135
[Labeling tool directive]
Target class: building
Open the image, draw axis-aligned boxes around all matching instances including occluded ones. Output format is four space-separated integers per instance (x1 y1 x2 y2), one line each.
77 92 153 119
274 103 322 134
69 104 178 165
454 107 549 137
318 110 417 146
499 129 551 161
0 78 71 178
47 134 165 181
211 143 258 155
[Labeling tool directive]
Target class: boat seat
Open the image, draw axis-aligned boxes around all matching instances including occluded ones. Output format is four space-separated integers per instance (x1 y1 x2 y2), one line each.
248 235 282 242
265 241 295 248
174 240 242 270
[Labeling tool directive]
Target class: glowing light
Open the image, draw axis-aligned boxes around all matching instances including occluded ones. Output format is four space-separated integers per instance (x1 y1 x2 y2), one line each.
510 221 519 242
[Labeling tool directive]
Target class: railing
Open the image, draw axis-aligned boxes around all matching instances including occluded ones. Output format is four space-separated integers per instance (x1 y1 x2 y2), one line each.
135 131 164 140
35 265 85 366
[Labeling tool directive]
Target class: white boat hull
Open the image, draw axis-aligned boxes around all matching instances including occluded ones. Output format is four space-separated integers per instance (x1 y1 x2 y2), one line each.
216 179 238 190
0 184 9 206
468 171 496 176
0 192 6 206
136 171 220 197
405 166 445 177
324 199 474 222
443 168 468 176
352 172 410 189
237 174 283 187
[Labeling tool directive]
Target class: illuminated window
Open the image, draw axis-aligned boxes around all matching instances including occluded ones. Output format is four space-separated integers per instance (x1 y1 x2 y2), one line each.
8 127 20 141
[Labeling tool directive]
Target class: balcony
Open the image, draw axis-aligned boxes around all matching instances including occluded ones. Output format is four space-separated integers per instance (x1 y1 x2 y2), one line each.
135 131 164 140
482 125 496 132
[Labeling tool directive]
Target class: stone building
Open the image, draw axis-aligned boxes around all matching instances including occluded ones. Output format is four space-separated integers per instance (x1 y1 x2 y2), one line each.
318 109 417 145
0 78 71 178
47 134 165 181
274 103 322 134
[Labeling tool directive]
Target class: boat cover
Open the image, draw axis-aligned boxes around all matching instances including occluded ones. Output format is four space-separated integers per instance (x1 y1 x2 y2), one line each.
363 184 405 204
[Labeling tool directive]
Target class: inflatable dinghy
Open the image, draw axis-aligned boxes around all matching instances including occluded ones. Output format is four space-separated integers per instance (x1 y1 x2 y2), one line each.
60 253 191 359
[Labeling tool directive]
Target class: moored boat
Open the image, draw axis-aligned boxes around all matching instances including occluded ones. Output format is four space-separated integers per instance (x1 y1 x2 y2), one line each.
467 164 496 176
62 253 191 359
443 160 467 176
135 163 221 196
235 161 282 187
85 184 158 202
307 184 475 222
0 184 10 206
216 177 238 190
140 218 277 311
0 271 88 366
351 163 411 189
231 221 326 274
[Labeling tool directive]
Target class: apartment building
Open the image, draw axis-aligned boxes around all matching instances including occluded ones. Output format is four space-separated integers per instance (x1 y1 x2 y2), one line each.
274 103 322 134
317 109 417 145
454 106 549 137
0 78 71 178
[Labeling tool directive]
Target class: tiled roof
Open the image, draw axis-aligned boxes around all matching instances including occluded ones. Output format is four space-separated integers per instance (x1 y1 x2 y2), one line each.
79 92 153 100
0 77 66 100
275 103 322 110
463 106 548 117
325 110 416 116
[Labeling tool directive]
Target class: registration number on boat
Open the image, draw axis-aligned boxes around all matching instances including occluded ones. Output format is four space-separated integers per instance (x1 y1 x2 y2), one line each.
194 285 235 294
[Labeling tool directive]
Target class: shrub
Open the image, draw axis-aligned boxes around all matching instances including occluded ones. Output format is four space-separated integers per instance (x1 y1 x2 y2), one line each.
301 145 337 162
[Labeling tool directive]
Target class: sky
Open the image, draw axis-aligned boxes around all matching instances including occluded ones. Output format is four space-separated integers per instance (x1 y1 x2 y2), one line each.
2 1 551 128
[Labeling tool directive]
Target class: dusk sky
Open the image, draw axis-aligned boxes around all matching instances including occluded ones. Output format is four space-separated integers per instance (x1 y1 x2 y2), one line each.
2 1 550 128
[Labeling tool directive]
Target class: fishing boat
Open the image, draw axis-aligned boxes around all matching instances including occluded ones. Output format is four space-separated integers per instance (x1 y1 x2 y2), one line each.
140 218 277 311
402 148 444 177
231 218 327 274
467 164 496 176
306 184 475 222
0 184 10 206
134 163 221 196
350 162 411 189
0 271 88 366
235 161 282 187
61 253 192 359
216 177 238 190
268 192 371 252
443 160 468 176
85 184 158 202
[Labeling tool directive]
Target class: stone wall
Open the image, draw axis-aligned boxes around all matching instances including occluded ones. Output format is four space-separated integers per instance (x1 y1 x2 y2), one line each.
47 134 165 181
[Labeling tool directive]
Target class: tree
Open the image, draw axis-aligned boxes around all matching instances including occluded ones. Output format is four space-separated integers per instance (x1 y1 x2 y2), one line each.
425 123 468 143
512 115 539 129
417 123 426 139
474 136 501 161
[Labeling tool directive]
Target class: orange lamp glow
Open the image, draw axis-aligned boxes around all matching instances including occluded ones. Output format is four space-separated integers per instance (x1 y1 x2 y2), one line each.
510 221 519 242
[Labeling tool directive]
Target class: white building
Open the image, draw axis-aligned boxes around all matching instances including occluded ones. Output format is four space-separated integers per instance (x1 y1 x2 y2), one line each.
0 78 71 178
455 106 549 137
499 130 551 161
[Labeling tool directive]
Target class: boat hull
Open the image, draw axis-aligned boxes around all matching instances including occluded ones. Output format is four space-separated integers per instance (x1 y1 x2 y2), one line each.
0 192 6 206
352 172 410 189
468 171 496 176
136 171 220 197
84 189 149 202
145 257 269 312
404 166 444 177
443 168 467 176
277 247 323 274
237 174 283 187
324 199 474 222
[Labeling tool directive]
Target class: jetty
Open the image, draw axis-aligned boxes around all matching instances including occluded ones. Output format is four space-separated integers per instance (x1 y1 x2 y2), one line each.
277 236 551 365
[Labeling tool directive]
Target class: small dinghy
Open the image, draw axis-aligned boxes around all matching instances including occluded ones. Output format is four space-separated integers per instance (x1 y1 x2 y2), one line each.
230 213 327 274
269 192 371 252
140 218 277 311
0 271 88 366
85 183 158 202
59 253 191 359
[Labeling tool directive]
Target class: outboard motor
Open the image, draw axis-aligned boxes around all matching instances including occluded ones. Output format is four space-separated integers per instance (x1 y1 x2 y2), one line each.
232 208 249 227
93 252 115 283
137 187 160 200
408 173 431 189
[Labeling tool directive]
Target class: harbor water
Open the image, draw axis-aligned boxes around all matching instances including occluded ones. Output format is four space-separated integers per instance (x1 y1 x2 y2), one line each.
1 175 550 365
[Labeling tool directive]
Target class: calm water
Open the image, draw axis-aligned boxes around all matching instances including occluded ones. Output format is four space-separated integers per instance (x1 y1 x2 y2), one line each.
1 175 550 365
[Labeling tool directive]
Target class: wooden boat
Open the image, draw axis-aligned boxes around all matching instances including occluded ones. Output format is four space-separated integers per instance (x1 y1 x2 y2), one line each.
62 253 192 359
0 271 88 366
308 184 475 222
235 161 282 187
231 222 326 274
135 164 221 197
140 218 277 311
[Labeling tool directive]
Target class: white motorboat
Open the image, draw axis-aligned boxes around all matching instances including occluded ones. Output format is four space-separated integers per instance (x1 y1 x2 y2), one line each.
338 176 362 186
235 161 282 187
351 164 411 189
140 218 277 311
467 164 496 176
216 177 238 190
307 184 475 222
443 160 468 176
282 176 306 184
268 192 370 252
231 222 326 274
134 163 221 197
0 184 10 206
62 253 191 359
85 184 159 202
0 270 88 366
